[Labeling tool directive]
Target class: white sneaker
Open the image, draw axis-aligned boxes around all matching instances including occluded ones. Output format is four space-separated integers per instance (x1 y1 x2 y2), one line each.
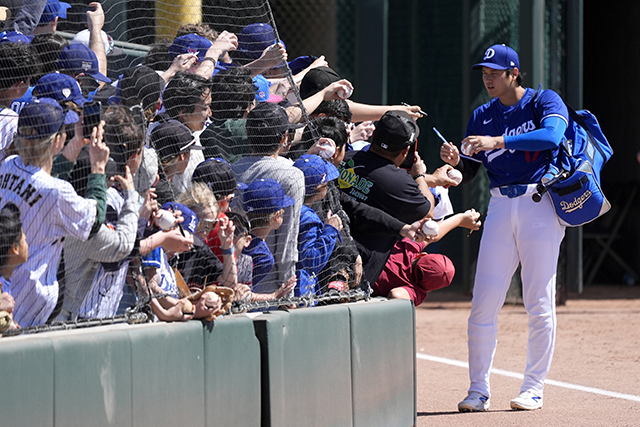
458 391 490 412
510 391 543 410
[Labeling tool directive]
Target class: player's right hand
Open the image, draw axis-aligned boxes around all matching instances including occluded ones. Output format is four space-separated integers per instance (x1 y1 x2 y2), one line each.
440 142 460 166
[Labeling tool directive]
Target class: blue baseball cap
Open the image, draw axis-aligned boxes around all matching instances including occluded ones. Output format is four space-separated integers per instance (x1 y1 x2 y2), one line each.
293 154 339 196
168 34 212 62
472 44 520 70
56 43 111 83
237 23 285 60
242 178 295 214
34 73 87 107
0 31 31 44
39 0 71 24
16 98 66 139
160 202 203 246
252 74 281 103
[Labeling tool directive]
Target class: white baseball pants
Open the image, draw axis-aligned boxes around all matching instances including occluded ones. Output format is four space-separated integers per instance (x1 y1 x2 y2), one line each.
467 185 566 398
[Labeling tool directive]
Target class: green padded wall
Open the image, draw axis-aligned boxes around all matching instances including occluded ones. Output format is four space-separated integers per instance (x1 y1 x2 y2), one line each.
0 299 416 426
52 327 133 427
128 321 205 427
0 338 55 427
349 299 416 427
202 315 262 427
253 305 353 427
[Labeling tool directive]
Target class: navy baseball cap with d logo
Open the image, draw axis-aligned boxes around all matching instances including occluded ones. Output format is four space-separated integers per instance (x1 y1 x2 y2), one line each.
472 44 520 70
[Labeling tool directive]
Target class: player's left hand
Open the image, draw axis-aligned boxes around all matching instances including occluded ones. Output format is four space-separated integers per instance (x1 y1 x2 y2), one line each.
440 142 460 166
461 135 505 154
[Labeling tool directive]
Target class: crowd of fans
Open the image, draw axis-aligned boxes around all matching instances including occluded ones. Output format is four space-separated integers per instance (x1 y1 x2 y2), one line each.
0 0 481 333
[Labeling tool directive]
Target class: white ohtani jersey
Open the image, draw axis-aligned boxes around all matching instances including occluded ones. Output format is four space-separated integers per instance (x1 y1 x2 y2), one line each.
0 155 97 327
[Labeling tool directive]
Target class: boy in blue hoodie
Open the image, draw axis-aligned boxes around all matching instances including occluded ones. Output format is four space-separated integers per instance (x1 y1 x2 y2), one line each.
292 155 343 297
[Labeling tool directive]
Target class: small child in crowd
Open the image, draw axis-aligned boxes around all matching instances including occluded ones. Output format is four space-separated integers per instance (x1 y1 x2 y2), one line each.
241 178 296 296
0 203 28 331
292 154 343 297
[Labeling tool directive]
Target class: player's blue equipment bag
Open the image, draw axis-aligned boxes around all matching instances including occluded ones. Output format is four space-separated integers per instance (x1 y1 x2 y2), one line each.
531 89 613 227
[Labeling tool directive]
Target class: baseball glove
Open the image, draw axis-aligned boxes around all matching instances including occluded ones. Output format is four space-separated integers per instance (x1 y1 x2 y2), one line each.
0 310 13 333
187 285 235 321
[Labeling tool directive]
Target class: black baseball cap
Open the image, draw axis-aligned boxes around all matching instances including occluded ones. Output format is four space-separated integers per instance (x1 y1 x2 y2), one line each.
372 110 420 151
246 102 304 140
150 120 203 162
192 158 247 199
299 66 341 98
119 65 164 112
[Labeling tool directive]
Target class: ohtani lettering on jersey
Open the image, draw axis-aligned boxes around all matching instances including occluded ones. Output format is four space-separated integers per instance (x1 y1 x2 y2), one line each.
0 173 43 206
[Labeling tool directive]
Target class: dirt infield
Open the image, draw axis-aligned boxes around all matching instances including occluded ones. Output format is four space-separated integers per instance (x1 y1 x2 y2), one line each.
415 286 640 426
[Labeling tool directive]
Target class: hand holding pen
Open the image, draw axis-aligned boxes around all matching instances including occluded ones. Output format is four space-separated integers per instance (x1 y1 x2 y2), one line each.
401 102 428 118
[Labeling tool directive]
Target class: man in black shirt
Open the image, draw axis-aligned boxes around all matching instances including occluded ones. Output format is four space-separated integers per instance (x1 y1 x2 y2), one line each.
338 111 457 282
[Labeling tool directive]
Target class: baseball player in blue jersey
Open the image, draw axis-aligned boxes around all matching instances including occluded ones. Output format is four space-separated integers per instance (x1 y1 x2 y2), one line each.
440 44 568 412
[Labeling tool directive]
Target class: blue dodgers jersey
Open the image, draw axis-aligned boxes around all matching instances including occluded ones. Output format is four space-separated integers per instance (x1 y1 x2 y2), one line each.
464 88 568 188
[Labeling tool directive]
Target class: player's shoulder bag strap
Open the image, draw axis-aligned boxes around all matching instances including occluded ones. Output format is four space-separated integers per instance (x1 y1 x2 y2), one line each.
530 86 613 227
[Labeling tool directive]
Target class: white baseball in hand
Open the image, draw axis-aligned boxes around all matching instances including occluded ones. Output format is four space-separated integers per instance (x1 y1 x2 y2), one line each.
422 219 439 236
461 142 473 156
447 169 463 185
337 87 352 100
157 210 176 231
317 141 336 159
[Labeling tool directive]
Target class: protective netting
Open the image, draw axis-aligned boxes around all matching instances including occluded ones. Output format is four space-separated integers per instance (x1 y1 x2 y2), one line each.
0 0 392 335
0 0 568 334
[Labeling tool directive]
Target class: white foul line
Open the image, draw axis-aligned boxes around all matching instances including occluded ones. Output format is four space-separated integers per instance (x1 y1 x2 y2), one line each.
416 353 640 403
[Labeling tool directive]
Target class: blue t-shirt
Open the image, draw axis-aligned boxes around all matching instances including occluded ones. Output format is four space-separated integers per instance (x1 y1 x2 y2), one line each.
242 236 274 287
464 88 569 188
295 205 340 297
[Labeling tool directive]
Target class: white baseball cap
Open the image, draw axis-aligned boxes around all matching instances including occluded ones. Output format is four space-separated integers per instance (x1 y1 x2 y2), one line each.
72 29 123 56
